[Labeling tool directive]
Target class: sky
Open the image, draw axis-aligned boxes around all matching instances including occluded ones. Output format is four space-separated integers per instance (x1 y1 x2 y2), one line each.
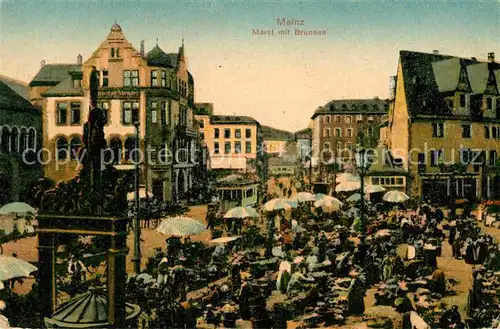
1 0 499 132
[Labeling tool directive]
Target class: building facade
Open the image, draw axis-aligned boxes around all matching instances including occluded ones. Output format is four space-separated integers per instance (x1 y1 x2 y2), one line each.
195 114 259 170
261 125 294 156
0 80 42 205
29 23 199 202
386 50 500 202
294 127 312 163
311 98 389 181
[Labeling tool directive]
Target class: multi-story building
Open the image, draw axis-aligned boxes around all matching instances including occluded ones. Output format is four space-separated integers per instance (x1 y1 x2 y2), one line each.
0 80 42 205
194 112 259 170
385 50 500 202
28 23 199 202
311 98 388 181
261 125 294 156
294 127 312 163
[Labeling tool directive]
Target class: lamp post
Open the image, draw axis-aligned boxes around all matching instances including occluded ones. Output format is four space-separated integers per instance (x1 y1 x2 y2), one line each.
132 121 141 274
355 146 369 242
308 137 313 191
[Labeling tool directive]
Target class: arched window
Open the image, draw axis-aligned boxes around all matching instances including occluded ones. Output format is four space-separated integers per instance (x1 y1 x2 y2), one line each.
125 137 137 162
110 137 122 164
19 128 27 153
1 127 10 153
70 136 82 159
214 128 220 139
10 127 19 153
110 48 115 58
56 137 69 160
28 128 36 150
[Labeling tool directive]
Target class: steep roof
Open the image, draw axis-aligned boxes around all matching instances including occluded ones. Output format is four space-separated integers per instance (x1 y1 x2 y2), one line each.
42 77 84 97
399 50 500 117
0 75 29 100
261 125 294 141
0 80 39 113
295 127 312 139
29 64 81 86
312 98 388 119
146 45 175 68
210 115 259 125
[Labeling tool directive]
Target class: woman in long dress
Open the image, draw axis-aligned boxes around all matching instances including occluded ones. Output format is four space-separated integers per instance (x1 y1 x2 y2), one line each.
347 277 365 315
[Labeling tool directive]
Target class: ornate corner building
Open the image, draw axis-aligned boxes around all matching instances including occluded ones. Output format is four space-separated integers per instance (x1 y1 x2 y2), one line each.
28 23 201 202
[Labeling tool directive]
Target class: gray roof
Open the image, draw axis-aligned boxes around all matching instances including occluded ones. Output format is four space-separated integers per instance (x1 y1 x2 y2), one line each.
0 80 39 113
0 75 29 100
210 115 258 125
312 98 388 119
432 57 461 93
399 50 500 117
146 45 175 68
295 127 312 139
29 64 81 86
43 77 84 97
261 125 294 141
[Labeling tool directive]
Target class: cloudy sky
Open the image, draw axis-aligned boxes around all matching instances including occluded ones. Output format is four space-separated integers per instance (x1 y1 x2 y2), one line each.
1 0 498 131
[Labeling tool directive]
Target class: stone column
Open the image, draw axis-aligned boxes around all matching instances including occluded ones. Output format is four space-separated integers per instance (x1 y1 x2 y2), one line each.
107 234 128 328
38 233 57 317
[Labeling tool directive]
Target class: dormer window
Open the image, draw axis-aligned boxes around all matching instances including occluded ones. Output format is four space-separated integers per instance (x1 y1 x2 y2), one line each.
460 94 466 108
111 48 115 58
116 48 120 58
73 79 81 89
486 97 493 110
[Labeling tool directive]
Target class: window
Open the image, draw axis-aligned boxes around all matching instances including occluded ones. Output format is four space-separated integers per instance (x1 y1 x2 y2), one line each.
125 137 137 162
70 102 81 124
246 188 254 198
367 116 374 122
200 132 204 140
486 97 493 110
198 120 204 128
151 70 158 87
110 48 115 58
116 49 120 58
323 142 330 150
235 129 241 138
345 116 352 124
336 142 342 151
459 148 471 164
163 102 170 125
56 137 68 160
10 128 18 153
432 123 444 137
485 126 490 138
245 128 252 138
489 150 497 166
224 128 231 138
324 115 331 123
396 178 404 185
245 141 252 153
235 141 241 153
57 103 67 125
335 128 341 137
1 127 10 152
123 70 139 87
102 70 108 87
151 102 158 123
19 128 27 153
335 115 341 122
367 127 373 137
161 71 167 87
346 128 353 137
324 128 331 137
28 129 35 150
356 114 363 122
179 107 187 126
224 142 231 154
430 149 443 166
460 94 466 107
462 124 471 138
214 128 220 139
97 101 109 125
372 177 380 185
214 142 220 154
70 137 81 159
122 101 139 125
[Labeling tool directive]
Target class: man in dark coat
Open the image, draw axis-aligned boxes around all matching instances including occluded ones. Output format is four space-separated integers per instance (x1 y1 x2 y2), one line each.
439 305 462 328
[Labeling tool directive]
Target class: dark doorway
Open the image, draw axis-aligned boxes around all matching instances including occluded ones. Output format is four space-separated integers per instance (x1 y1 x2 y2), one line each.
152 179 163 201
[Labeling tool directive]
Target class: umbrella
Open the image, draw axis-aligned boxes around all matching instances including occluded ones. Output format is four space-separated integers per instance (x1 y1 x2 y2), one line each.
346 193 362 202
156 216 206 236
335 173 360 183
292 192 316 203
0 256 38 281
383 190 410 203
263 198 292 212
314 194 343 206
127 189 153 201
314 199 340 213
209 236 240 244
136 273 155 284
224 206 259 219
335 181 361 192
0 202 35 215
364 184 386 194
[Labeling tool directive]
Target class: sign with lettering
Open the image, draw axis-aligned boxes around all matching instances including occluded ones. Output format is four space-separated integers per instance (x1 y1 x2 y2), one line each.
98 90 140 100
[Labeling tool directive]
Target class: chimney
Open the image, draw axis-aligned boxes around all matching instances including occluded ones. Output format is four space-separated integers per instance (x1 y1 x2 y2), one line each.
140 40 145 58
77 54 82 65
488 52 495 63
432 50 439 55
40 60 46 68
